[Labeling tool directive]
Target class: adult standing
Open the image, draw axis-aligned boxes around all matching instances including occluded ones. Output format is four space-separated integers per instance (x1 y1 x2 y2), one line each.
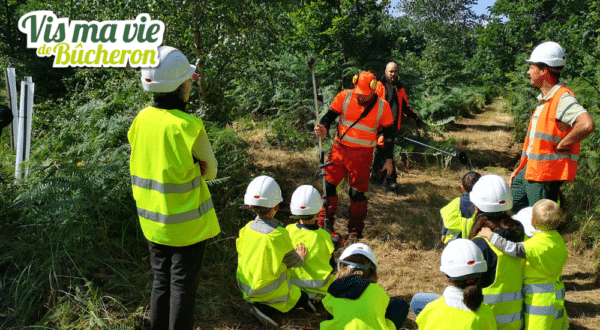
128 45 220 330
371 62 423 190
314 71 394 243
511 41 595 213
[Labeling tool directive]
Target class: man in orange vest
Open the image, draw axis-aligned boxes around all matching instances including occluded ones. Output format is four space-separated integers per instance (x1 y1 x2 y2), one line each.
314 71 394 243
511 41 595 213
372 62 423 191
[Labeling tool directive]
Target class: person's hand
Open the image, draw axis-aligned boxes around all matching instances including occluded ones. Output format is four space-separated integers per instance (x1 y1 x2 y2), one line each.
199 161 207 176
478 227 493 239
555 140 570 153
314 124 327 138
440 235 446 243
509 169 517 187
295 243 307 260
382 159 394 177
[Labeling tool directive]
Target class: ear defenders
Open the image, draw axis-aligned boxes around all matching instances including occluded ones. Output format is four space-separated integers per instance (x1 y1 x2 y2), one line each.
353 73 377 91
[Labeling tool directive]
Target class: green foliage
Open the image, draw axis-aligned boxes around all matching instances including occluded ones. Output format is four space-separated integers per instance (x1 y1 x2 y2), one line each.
413 85 487 122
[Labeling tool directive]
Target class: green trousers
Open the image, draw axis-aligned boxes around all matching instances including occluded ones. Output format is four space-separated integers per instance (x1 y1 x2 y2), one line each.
511 166 563 213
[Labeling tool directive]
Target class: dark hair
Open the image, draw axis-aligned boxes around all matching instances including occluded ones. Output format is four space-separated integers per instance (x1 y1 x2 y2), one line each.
469 212 523 240
249 205 276 217
152 82 189 102
335 254 378 283
534 62 563 81
450 276 484 311
462 172 481 193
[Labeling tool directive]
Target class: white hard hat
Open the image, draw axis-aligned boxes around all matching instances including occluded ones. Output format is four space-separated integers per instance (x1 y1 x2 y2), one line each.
440 239 487 278
512 207 537 238
339 243 378 270
470 174 513 213
526 41 566 67
290 185 322 216
141 46 196 92
244 175 283 208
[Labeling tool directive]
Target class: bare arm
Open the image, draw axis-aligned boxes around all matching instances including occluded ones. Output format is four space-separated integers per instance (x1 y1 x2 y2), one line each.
192 132 218 180
556 112 596 152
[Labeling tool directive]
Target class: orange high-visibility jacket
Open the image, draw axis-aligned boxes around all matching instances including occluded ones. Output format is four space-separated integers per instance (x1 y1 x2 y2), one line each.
333 90 392 148
515 86 580 182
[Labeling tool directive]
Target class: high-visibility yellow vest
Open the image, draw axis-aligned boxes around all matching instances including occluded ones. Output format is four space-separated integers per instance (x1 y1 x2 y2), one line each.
522 231 568 330
320 282 395 330
286 224 334 299
441 197 477 243
128 106 219 246
416 296 497 330
236 221 301 312
478 237 525 330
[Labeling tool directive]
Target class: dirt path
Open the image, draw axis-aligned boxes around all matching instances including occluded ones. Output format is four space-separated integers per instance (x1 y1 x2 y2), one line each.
215 99 600 329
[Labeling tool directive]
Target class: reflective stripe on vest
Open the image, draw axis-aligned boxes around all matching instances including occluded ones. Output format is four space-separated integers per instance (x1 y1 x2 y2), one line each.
524 304 564 319
235 223 301 312
516 87 580 182
128 106 219 246
336 91 385 147
483 291 523 305
290 275 331 289
238 271 288 296
479 237 524 328
136 198 214 224
524 283 565 299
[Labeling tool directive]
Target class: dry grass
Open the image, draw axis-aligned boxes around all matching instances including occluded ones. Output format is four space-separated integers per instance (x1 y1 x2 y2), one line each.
189 100 600 330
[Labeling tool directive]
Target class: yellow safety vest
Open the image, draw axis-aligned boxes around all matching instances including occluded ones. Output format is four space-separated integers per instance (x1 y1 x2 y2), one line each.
522 231 568 330
441 197 476 243
416 296 497 330
286 224 334 299
236 221 301 312
478 237 525 330
320 282 395 330
128 106 219 246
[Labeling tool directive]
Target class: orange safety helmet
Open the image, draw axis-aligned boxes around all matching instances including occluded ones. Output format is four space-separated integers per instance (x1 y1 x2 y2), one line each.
352 72 377 96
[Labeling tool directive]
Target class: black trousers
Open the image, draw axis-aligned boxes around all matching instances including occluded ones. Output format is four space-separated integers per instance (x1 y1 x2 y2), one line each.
371 145 397 184
147 240 207 330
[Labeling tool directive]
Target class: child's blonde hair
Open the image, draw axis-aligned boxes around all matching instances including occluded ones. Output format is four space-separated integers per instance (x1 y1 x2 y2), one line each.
335 254 378 283
532 199 563 231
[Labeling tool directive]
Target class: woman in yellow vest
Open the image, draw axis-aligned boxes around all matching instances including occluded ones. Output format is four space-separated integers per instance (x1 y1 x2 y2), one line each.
320 243 409 329
478 199 568 330
128 46 220 330
412 239 496 329
469 175 525 330
285 185 335 300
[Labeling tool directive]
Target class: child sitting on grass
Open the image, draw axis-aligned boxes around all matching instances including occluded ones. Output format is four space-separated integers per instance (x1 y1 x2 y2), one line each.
286 185 336 300
478 199 568 330
440 171 481 243
320 243 408 329
236 176 315 327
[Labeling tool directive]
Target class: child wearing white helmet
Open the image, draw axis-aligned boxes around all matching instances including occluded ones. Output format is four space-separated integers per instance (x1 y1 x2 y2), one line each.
285 185 336 301
478 199 568 330
320 243 409 329
236 176 315 327
468 174 525 330
411 239 496 329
